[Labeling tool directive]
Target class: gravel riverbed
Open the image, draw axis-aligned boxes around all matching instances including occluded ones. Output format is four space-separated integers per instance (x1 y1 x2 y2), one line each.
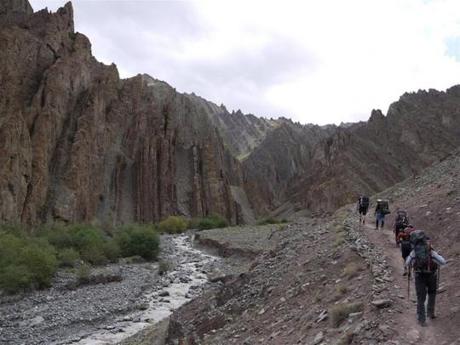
0 233 221 345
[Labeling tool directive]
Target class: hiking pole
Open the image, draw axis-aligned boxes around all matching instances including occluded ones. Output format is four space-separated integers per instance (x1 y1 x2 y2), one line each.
437 266 440 291
407 266 411 300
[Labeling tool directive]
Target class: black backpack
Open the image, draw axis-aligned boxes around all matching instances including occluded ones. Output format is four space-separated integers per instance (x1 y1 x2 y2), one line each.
360 196 369 208
410 230 437 273
377 200 390 214
395 211 409 229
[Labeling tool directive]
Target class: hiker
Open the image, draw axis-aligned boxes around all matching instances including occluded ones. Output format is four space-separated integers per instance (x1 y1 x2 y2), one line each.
394 210 409 245
374 199 390 229
406 230 446 326
398 224 415 275
357 195 369 224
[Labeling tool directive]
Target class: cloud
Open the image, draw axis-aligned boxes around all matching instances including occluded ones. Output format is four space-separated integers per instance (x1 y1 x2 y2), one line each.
29 0 460 125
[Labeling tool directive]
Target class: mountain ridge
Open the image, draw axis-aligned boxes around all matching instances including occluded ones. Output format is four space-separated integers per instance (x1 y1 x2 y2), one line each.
1 0 460 226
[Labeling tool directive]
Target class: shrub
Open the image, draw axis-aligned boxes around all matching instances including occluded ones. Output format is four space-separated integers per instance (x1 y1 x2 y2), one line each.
330 302 364 327
58 248 80 267
158 260 171 275
195 215 228 230
0 265 33 294
158 216 187 234
77 263 91 284
102 239 121 263
0 233 57 293
115 224 160 261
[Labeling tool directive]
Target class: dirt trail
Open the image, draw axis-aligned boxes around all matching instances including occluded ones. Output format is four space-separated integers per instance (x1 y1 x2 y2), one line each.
360 215 457 345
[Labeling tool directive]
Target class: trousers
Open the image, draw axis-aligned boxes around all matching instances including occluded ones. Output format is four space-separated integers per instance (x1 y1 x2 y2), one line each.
414 271 437 322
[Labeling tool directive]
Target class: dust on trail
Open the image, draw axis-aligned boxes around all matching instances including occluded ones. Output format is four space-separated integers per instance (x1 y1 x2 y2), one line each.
360 215 453 345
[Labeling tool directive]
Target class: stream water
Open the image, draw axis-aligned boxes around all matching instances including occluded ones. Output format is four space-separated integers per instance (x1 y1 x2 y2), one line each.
68 235 217 345
0 234 217 345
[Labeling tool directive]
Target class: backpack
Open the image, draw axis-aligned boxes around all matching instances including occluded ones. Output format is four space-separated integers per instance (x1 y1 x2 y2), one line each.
360 196 369 208
410 230 437 272
377 200 390 214
395 210 409 230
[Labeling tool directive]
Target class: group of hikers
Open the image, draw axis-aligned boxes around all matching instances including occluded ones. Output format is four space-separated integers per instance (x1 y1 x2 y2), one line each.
357 196 447 327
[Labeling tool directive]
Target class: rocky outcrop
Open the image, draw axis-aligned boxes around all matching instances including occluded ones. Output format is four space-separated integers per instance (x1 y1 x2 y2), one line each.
0 2 250 225
2 0 460 226
242 90 460 217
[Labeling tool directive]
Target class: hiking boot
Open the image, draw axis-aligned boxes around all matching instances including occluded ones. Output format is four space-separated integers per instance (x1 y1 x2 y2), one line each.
418 320 427 327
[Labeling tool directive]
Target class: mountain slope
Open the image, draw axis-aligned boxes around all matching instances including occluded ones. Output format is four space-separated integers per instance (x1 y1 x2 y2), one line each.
0 2 252 225
165 150 460 345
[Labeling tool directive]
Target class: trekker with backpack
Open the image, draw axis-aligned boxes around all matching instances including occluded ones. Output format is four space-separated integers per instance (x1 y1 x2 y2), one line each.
357 195 369 224
405 230 446 327
374 199 390 230
398 225 415 275
394 210 409 246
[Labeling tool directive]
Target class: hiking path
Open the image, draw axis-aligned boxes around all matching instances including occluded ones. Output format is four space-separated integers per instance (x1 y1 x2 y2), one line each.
360 215 458 345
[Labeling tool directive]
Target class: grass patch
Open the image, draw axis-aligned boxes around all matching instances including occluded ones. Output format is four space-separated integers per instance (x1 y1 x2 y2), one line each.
191 214 228 230
334 231 346 247
335 284 348 295
256 218 288 226
330 302 364 327
158 216 187 234
343 262 360 279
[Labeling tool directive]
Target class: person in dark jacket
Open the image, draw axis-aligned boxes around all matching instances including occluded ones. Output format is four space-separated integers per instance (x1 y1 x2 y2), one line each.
374 199 389 230
406 231 446 327
357 196 369 224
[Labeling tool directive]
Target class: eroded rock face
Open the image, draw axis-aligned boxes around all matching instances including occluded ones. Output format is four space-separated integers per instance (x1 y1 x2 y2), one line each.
0 2 250 225
242 90 460 217
2 0 460 226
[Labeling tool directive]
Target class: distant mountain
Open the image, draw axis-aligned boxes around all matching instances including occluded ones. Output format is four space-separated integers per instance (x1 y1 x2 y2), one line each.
1 0 460 226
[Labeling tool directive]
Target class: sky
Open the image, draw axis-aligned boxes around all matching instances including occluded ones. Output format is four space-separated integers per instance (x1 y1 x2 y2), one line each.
29 0 460 125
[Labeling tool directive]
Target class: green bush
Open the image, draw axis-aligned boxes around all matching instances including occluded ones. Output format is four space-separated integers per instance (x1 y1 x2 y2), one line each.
194 215 228 230
42 224 117 265
115 224 160 261
102 239 121 263
58 248 80 267
158 216 187 234
0 233 57 293
77 263 91 284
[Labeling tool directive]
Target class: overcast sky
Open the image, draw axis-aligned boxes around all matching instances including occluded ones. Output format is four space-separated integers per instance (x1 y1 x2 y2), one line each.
29 0 460 125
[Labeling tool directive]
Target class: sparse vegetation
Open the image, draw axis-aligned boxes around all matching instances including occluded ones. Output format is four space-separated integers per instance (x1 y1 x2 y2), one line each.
343 262 360 279
115 224 160 261
256 218 288 225
334 231 346 247
0 231 57 293
57 248 80 267
158 216 188 234
330 302 364 327
335 284 348 295
0 222 161 294
191 214 228 230
158 260 172 275
76 263 91 284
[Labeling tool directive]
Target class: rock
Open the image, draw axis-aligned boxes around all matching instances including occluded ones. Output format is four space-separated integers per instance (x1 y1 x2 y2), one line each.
313 331 324 345
371 299 392 308
159 291 170 297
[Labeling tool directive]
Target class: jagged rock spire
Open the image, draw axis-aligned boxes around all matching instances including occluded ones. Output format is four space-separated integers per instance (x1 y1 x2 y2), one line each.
0 0 33 16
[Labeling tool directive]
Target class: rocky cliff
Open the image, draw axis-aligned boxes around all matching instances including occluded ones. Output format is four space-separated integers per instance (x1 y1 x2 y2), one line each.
0 2 253 225
1 0 460 226
241 90 460 217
